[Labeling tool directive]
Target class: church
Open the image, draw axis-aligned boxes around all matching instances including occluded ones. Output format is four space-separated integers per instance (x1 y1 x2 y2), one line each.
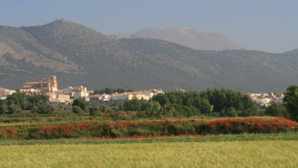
22 75 58 92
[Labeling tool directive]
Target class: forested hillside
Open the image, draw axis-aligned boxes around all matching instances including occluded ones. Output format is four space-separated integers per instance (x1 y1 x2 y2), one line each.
0 19 297 92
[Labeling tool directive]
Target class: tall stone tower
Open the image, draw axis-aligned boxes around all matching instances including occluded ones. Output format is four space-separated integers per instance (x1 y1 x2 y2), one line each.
49 75 58 91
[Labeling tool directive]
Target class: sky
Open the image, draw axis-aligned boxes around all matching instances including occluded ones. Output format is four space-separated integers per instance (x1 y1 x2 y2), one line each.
1 0 298 53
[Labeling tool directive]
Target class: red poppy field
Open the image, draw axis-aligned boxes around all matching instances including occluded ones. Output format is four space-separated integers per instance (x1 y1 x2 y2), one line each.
0 118 297 140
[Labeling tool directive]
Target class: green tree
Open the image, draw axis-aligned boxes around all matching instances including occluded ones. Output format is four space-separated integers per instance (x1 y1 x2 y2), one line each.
283 85 298 121
6 91 26 106
73 98 87 111
31 105 38 113
152 101 161 112
0 104 8 114
123 95 142 111
220 107 238 117
93 88 134 95
152 94 169 107
8 104 22 114
265 102 289 118
36 104 55 114
26 93 49 109
87 104 102 116
195 98 210 114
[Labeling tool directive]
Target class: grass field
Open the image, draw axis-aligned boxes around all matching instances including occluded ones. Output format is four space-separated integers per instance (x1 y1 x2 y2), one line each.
0 141 297 168
0 132 297 146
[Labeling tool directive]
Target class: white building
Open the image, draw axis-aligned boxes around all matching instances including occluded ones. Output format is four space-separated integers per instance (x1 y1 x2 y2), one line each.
110 93 129 100
89 94 111 102
72 86 89 99
0 88 16 95
74 91 89 99
110 89 163 101
0 96 7 100
21 88 41 93
62 86 73 92
248 93 262 97
48 92 71 104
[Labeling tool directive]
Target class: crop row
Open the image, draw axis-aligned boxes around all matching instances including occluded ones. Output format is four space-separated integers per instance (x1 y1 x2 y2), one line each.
0 118 297 140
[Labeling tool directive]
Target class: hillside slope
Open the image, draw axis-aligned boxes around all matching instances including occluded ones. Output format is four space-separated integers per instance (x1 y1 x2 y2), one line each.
0 20 297 92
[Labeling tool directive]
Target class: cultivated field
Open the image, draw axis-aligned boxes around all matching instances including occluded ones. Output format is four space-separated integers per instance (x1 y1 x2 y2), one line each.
0 117 297 167
0 141 297 168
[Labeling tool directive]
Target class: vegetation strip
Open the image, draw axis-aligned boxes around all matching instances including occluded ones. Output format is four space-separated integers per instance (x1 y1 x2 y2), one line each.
0 132 297 146
0 116 275 127
0 117 297 140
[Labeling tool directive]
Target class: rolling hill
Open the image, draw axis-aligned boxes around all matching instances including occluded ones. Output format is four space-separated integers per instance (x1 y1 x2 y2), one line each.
0 19 297 92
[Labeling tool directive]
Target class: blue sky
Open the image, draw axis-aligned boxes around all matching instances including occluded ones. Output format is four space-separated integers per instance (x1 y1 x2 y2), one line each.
1 0 298 53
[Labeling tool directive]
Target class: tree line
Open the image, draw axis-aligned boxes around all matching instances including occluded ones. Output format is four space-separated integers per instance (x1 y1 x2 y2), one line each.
1 86 298 121
265 85 298 121
122 88 258 118
0 91 54 114
93 88 134 95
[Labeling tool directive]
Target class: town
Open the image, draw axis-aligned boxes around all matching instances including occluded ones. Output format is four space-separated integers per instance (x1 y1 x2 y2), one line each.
247 92 284 107
0 75 163 103
0 75 285 107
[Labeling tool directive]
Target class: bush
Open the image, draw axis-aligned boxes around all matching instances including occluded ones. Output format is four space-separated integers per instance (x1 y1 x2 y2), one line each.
8 104 22 114
73 106 82 114
137 111 147 118
37 104 55 114
31 105 38 114
88 105 102 116
0 104 8 114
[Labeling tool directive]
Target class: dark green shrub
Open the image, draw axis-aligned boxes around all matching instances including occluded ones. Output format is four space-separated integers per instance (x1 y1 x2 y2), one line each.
73 106 82 114
0 104 8 114
8 104 22 114
37 104 54 114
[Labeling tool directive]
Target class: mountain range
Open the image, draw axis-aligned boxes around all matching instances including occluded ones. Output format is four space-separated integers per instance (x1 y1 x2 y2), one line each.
107 27 243 51
0 19 297 92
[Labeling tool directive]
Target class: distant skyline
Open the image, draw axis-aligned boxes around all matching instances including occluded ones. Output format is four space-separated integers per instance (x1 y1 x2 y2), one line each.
1 0 298 53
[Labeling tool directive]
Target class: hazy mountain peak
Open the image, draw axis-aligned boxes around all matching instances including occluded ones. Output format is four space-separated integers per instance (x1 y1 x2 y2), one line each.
133 27 244 51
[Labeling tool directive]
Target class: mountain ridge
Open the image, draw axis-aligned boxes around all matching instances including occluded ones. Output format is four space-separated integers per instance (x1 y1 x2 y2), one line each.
0 20 297 92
